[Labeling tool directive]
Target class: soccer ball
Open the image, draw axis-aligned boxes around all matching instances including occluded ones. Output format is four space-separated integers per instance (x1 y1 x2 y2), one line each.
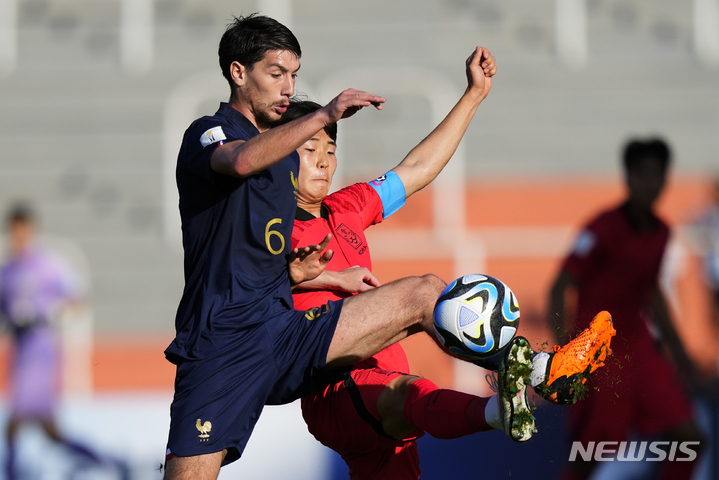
433 274 520 365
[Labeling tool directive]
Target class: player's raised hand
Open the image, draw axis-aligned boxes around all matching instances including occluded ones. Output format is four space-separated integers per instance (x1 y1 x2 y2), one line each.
288 234 333 286
322 89 386 124
465 46 497 101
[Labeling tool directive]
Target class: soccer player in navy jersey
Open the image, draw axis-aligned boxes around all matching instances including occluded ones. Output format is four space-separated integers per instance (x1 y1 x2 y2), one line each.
162 14 456 479
163 14 608 480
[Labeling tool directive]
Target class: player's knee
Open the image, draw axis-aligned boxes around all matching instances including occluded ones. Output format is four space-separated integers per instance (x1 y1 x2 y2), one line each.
384 375 421 408
411 274 445 330
417 274 446 305
422 273 446 292
378 375 421 440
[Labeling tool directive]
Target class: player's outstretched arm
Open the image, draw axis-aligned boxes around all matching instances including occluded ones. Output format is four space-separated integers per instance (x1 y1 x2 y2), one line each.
297 265 381 293
392 46 497 198
211 90 386 178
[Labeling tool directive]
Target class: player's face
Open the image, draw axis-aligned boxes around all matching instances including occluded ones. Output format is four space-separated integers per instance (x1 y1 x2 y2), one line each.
297 130 337 207
241 50 299 130
8 220 33 254
626 156 666 210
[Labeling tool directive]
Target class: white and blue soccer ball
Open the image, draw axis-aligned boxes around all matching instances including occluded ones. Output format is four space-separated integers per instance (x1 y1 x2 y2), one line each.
433 274 520 365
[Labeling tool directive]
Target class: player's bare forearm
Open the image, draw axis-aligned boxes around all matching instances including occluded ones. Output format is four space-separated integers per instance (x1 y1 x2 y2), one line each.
296 266 380 293
295 270 342 290
210 110 331 177
392 47 496 197
211 90 385 177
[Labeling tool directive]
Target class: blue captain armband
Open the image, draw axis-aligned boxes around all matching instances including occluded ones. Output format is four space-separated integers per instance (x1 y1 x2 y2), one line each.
368 170 406 219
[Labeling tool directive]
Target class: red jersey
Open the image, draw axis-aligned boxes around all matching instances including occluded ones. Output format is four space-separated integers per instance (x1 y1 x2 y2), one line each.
292 183 409 373
562 204 694 447
563 203 669 352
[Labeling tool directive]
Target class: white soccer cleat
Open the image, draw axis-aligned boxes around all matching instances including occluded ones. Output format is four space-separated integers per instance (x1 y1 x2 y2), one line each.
494 336 537 442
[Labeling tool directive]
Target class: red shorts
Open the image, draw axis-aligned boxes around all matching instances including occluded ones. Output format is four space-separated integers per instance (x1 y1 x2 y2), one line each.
301 368 423 480
568 340 694 443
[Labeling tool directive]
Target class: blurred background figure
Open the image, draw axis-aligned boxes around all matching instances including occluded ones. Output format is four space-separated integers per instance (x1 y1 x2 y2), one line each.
548 138 704 480
0 202 129 480
692 177 719 342
688 176 719 480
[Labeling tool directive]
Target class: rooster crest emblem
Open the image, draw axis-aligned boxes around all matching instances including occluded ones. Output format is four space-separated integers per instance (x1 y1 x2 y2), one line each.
290 171 299 197
196 418 212 439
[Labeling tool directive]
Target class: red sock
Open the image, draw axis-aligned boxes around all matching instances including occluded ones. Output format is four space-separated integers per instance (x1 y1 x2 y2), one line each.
402 378 491 439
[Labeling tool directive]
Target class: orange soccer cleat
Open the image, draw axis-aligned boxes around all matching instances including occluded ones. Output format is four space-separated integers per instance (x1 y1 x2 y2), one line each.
534 311 616 405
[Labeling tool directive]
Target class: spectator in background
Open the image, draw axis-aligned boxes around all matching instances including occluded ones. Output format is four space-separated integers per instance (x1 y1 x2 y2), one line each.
689 176 719 480
548 138 704 480
0 203 128 480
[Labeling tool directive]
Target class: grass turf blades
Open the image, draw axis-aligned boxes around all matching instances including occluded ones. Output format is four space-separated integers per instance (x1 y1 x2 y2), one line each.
499 337 537 442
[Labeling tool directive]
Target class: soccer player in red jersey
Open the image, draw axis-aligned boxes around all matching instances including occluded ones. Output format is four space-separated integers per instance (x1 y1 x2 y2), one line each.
286 48 614 478
288 49 529 479
549 138 704 480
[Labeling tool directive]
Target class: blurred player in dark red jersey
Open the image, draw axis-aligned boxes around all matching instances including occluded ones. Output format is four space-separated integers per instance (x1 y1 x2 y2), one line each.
550 138 704 480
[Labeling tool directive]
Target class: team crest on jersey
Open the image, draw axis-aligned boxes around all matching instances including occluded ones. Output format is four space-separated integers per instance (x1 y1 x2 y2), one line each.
199 126 226 148
290 171 299 198
572 230 596 257
305 304 330 321
196 418 212 441
335 223 363 250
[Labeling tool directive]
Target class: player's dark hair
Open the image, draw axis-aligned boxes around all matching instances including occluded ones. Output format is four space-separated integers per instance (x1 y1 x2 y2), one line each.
280 100 337 142
5 202 35 226
622 138 671 174
218 14 301 87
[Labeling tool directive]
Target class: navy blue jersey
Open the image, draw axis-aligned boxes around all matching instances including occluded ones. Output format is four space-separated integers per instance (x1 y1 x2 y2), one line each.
165 103 300 363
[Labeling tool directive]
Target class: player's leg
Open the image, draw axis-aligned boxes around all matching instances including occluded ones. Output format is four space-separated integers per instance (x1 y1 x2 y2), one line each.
531 310 616 404
326 274 445 369
42 418 104 463
300 369 423 480
659 419 705 480
165 325 277 477
378 337 537 443
377 374 493 440
343 444 421 480
377 314 617 444
163 451 225 480
5 416 20 480
633 345 704 480
41 418 131 479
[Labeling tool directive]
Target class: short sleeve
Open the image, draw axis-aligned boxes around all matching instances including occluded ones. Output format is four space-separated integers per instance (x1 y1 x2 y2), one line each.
324 183 384 231
178 117 236 185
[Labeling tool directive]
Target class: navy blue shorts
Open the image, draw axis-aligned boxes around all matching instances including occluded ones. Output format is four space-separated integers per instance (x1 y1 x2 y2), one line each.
166 299 345 464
